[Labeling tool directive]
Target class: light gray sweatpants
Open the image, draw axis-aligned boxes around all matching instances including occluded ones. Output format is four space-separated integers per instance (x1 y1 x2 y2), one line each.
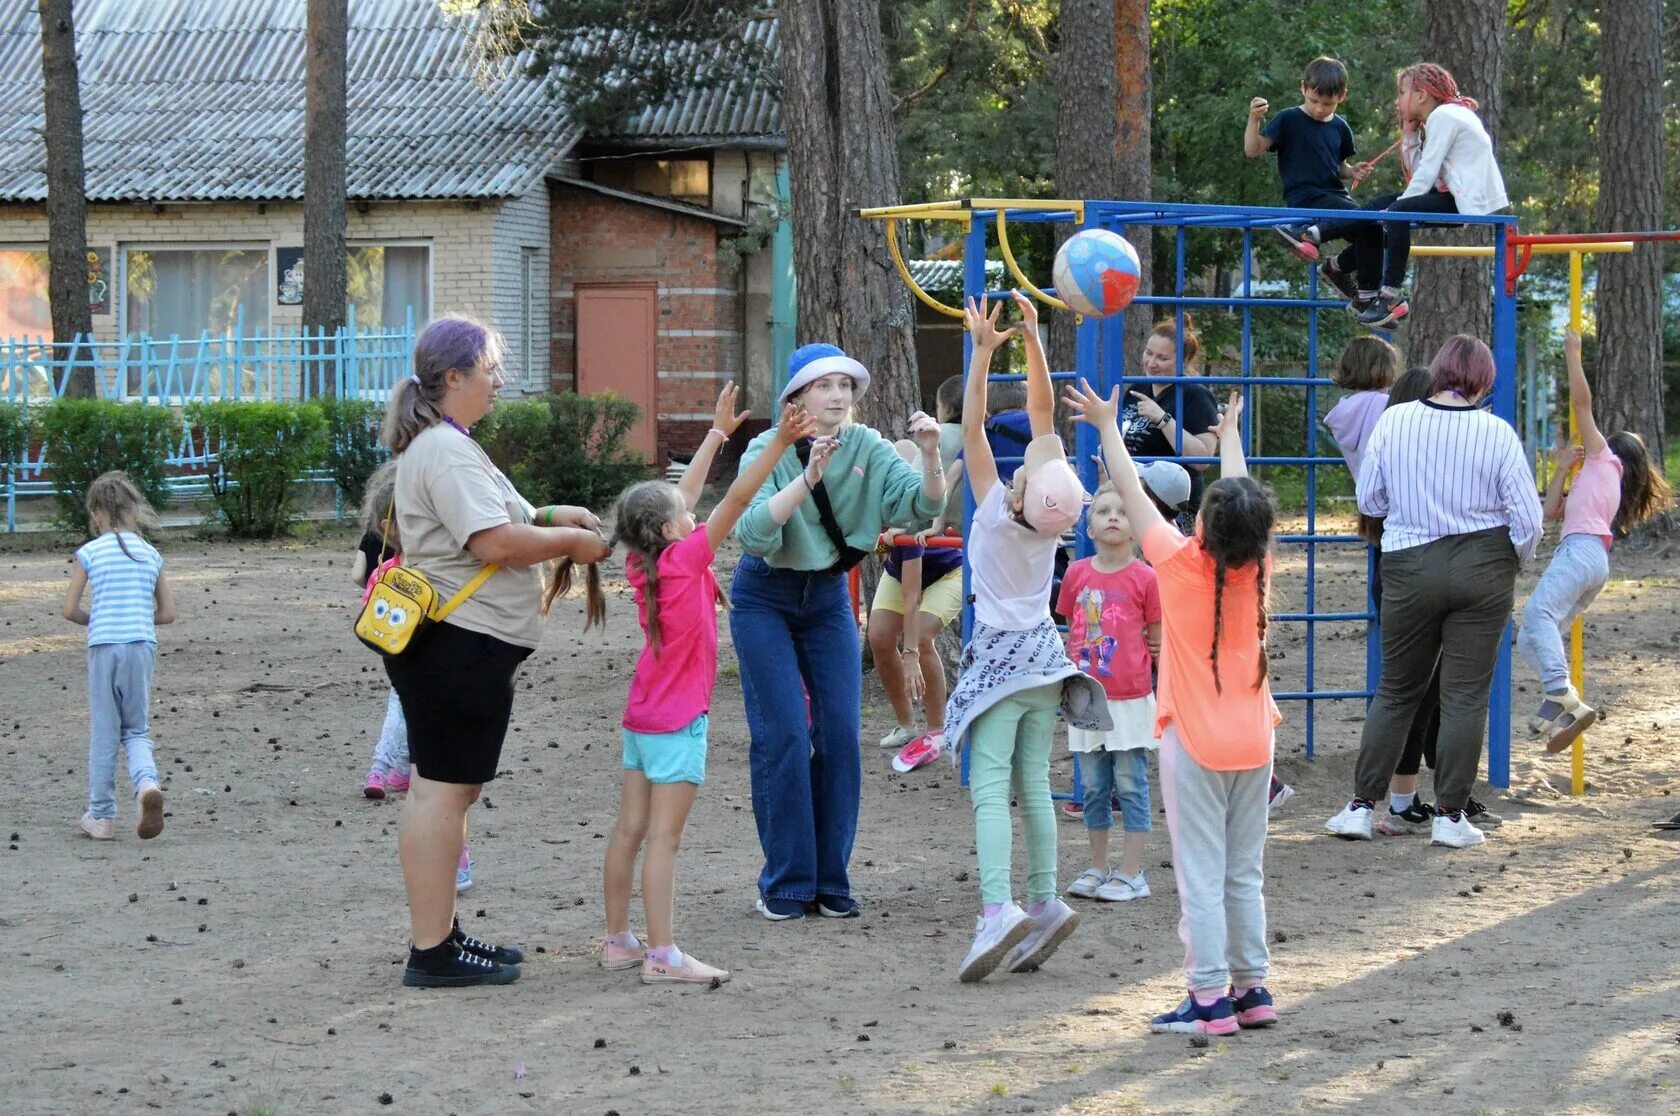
1517 533 1609 694
369 687 410 775
1158 724 1271 994
87 642 158 820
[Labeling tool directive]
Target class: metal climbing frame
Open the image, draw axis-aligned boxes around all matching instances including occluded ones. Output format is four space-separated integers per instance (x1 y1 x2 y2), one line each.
860 197 1522 788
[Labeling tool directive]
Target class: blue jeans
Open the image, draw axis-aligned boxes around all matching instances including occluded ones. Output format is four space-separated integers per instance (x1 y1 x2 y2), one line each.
730 555 863 902
87 642 158 820
1081 748 1152 833
1517 533 1609 693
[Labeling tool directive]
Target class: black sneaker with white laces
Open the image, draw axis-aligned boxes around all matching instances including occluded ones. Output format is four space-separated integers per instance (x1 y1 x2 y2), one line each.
1464 796 1504 830
403 939 521 988
452 917 524 965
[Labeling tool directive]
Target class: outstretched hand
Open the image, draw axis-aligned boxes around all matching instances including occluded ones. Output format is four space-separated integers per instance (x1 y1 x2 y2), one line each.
771 403 819 448
1009 289 1040 331
1563 327 1582 365
1209 391 1244 440
965 295 1017 352
1063 378 1121 427
712 381 751 436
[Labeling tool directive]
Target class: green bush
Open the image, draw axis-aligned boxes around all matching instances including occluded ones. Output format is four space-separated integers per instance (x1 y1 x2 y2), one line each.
480 393 654 513
0 403 31 472
37 399 181 531
188 401 328 538
314 397 387 509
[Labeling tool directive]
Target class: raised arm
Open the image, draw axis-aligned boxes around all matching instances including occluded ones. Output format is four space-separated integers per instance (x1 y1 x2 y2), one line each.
706 405 817 551
680 382 753 512
1563 329 1608 456
1212 391 1248 479
1064 378 1168 542
1012 291 1054 437
1244 97 1272 158
961 295 1016 503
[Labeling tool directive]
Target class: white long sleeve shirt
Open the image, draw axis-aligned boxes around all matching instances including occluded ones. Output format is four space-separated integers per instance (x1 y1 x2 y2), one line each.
1398 103 1509 215
1356 400 1542 561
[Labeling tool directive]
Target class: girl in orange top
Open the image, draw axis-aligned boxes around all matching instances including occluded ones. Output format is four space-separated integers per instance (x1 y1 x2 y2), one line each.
1065 379 1281 1038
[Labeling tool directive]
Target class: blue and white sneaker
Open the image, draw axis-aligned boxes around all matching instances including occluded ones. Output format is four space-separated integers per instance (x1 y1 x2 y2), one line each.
1231 985 1278 1028
1150 994 1239 1036
456 850 473 893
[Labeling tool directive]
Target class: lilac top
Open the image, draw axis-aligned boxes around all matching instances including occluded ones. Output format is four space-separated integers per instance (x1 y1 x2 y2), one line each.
1324 390 1390 481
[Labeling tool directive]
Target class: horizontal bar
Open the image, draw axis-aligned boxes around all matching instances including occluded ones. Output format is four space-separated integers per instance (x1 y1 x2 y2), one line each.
858 201 979 219
1080 199 1518 227
1275 534 1366 544
1271 690 1372 702
1272 612 1375 623
1411 242 1633 258
882 534 963 548
1510 230 1680 245
981 289 1349 310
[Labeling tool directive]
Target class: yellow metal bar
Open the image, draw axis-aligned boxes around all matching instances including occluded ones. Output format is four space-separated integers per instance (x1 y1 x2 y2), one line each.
1567 251 1586 796
995 209 1071 312
857 201 971 219
884 219 964 319
967 197 1086 222
1410 242 1634 259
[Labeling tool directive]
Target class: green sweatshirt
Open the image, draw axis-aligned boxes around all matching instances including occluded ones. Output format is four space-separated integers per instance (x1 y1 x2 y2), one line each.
733 424 942 569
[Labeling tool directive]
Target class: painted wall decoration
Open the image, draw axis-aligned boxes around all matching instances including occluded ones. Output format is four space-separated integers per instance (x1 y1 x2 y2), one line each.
87 248 111 314
277 247 304 305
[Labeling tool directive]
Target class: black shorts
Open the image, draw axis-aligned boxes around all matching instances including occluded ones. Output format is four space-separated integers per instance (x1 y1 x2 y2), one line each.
384 621 532 785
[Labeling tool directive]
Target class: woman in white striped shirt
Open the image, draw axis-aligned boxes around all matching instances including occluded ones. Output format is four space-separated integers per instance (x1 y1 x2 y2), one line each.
1326 336 1542 849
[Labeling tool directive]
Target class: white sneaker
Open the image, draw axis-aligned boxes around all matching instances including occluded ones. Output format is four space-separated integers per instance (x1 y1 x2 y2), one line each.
1430 811 1486 848
1095 871 1150 902
1325 800 1375 840
957 903 1033 983
879 725 918 750
1004 897 1080 973
1065 868 1108 899
1267 780 1295 815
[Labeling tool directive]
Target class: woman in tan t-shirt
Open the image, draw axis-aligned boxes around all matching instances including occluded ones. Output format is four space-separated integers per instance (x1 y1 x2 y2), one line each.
380 315 609 989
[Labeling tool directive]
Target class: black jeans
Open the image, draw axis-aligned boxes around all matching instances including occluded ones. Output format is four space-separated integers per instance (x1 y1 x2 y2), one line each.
1353 529 1517 813
1351 189 1461 291
1371 548 1440 779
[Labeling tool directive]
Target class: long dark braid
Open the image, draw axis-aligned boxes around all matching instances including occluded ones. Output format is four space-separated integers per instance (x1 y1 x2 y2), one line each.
607 480 687 656
1200 476 1276 695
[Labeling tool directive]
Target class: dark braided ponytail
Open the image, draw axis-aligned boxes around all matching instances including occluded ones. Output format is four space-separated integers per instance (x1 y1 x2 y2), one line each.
606 480 688 656
1198 476 1276 695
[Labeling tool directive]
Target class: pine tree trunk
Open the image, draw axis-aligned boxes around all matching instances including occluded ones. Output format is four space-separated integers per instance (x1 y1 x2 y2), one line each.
1112 0 1152 369
1049 0 1116 379
1405 0 1504 365
779 0 919 612
1593 0 1665 464
302 0 349 397
37 0 94 398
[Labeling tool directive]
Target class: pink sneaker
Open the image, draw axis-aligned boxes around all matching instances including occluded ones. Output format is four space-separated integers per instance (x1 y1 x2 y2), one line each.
601 937 647 971
641 949 731 985
383 769 410 793
892 731 944 773
79 812 115 840
362 770 387 799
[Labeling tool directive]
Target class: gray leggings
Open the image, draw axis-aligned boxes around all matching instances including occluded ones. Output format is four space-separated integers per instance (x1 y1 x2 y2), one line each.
1353 529 1518 813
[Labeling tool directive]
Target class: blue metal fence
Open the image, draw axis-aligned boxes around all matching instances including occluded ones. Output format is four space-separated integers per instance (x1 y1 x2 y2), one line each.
1 305 416 530
952 199 1521 790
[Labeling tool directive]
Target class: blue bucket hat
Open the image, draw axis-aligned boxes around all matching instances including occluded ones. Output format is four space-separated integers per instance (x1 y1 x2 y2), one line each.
779 343 870 409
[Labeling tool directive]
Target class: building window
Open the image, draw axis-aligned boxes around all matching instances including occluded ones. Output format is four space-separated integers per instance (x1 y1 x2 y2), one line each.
591 157 711 207
0 248 51 337
347 244 431 328
124 246 270 340
520 247 539 384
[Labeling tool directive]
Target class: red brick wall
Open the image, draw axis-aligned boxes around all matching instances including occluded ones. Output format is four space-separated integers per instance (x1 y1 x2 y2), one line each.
549 184 743 470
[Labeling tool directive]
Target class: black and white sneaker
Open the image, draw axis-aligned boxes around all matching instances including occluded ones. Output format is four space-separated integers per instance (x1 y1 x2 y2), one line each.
1318 260 1359 302
1464 796 1504 830
1357 291 1409 328
452 918 524 965
1375 795 1434 836
403 940 521 988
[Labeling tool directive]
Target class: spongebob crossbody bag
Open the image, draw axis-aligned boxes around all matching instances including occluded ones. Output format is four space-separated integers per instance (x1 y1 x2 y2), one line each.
354 508 499 656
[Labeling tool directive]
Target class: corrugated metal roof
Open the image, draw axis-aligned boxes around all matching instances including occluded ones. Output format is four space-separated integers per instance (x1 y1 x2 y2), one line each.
599 19 783 146
0 0 580 203
907 259 1006 295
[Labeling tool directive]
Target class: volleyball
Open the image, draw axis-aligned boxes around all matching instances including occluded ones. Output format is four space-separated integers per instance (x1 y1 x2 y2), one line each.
1052 229 1142 317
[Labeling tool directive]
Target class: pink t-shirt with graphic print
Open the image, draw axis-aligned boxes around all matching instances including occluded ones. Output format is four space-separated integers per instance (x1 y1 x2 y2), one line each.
1055 558 1161 701
1560 446 1623 550
622 529 721 734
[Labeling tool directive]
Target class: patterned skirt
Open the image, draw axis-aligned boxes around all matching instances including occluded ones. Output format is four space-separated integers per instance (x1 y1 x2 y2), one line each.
944 617 1112 757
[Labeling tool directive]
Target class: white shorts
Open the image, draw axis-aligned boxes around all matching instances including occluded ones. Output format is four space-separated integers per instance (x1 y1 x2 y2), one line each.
1068 693 1158 754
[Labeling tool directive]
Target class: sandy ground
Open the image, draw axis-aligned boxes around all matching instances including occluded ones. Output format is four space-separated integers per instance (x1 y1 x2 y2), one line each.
2 520 1678 1116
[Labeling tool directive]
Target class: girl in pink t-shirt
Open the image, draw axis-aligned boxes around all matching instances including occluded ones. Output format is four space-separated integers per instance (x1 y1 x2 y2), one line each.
1518 329 1670 750
598 388 819 986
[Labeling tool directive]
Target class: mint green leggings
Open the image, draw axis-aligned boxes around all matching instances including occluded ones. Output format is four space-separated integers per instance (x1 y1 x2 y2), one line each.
968 683 1061 906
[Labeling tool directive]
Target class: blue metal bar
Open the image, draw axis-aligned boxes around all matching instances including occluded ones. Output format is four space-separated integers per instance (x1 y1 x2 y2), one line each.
1271 690 1372 702
1487 223 1519 788
1272 612 1374 623
1080 198 1518 227
983 289 1351 311
958 215 988 788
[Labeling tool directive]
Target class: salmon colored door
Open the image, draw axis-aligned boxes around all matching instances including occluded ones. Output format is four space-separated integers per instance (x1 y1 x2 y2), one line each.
576 285 658 457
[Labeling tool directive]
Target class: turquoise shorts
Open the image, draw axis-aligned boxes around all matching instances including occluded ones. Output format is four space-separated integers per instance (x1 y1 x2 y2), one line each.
621 714 709 785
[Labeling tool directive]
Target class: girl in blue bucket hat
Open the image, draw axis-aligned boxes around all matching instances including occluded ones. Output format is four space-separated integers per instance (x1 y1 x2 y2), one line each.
731 342 946 921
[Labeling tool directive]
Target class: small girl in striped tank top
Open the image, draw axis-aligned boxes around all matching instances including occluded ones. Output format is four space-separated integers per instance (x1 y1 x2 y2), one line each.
61 472 176 841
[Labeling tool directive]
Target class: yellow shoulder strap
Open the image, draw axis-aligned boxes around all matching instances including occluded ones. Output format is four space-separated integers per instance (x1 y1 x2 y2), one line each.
431 564 499 622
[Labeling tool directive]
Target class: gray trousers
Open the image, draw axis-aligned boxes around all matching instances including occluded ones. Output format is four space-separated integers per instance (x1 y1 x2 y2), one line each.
1354 528 1518 813
87 642 158 819
1159 725 1271 993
